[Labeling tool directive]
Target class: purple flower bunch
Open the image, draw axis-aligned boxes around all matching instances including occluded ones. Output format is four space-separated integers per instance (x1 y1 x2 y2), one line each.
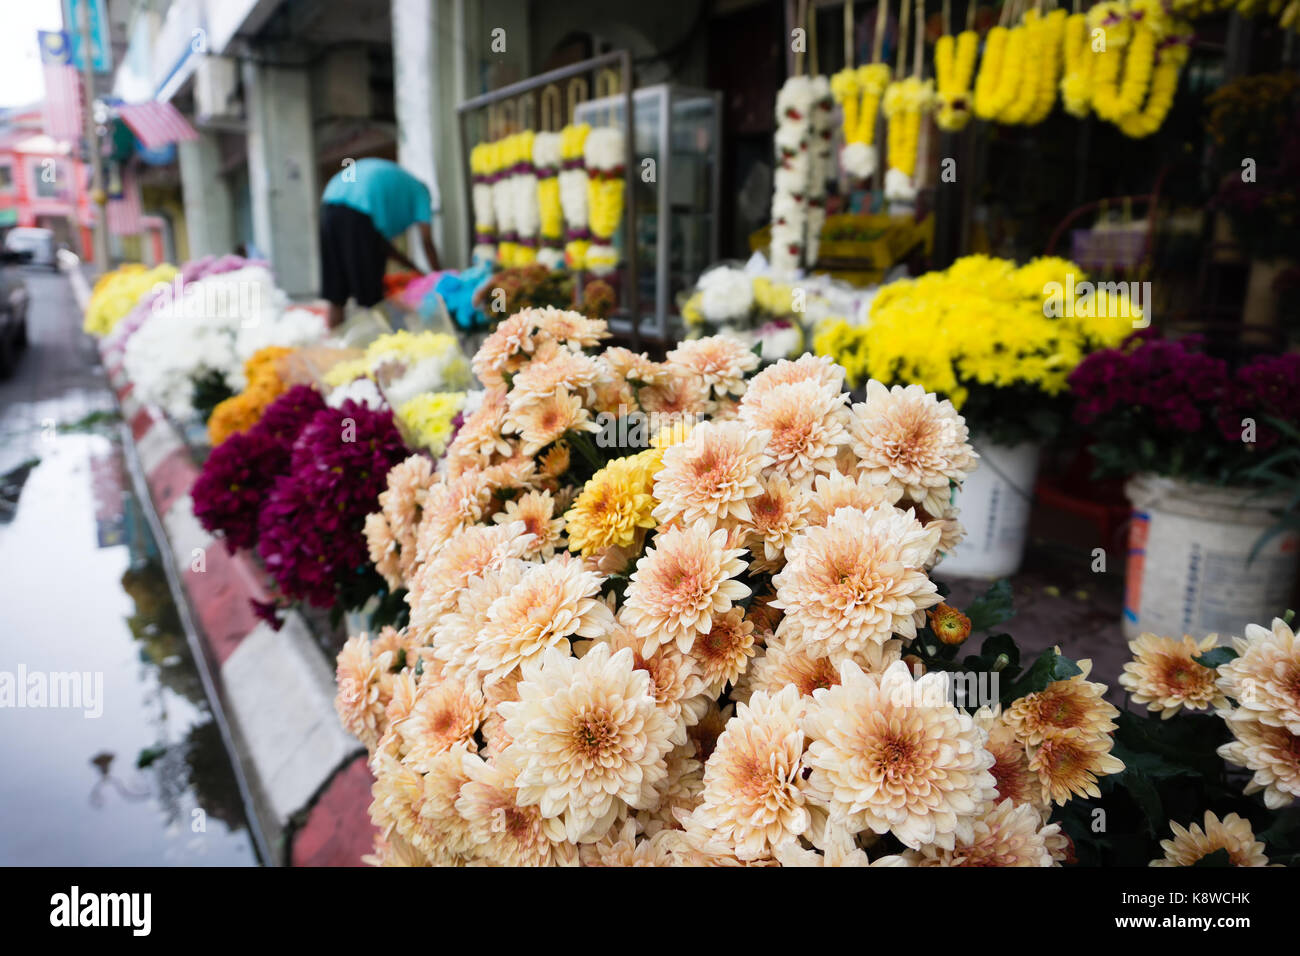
1070 331 1229 434
192 385 325 552
1069 331 1300 482
256 399 409 608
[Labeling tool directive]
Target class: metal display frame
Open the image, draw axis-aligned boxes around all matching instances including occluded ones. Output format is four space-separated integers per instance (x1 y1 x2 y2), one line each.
574 84 723 344
456 50 640 349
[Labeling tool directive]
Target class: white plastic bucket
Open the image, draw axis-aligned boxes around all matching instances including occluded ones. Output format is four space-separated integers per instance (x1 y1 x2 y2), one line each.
1123 474 1299 640
937 441 1041 580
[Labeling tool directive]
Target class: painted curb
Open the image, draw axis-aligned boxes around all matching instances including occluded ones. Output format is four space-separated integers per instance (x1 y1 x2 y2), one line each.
80 279 374 865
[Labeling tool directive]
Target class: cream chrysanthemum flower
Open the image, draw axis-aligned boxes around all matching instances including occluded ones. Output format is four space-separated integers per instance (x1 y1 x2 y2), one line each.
682 685 811 860
637 368 711 419
1003 663 1119 745
771 505 941 660
636 745 706 835
804 660 997 850
772 824 909 867
577 612 707 747
1029 728 1126 805
746 353 845 401
603 346 668 385
446 387 512 463
508 344 602 407
531 306 608 349
500 643 676 842
368 747 473 865
408 520 536 632
455 751 579 866
1217 711 1300 809
1120 632 1227 719
973 706 1045 813
741 472 810 567
905 798 1058 867
395 675 485 771
1150 810 1274 867
471 310 538 386
502 387 598 457
430 559 530 682
848 379 977 514
666 333 759 397
363 511 403 590
622 524 750 655
803 470 904 526
413 469 494 561
579 819 676 866
477 554 614 684
739 379 848 481
334 633 397 752
738 631 846 703
651 419 771 529
1217 617 1300 734
492 489 565 557
688 606 757 696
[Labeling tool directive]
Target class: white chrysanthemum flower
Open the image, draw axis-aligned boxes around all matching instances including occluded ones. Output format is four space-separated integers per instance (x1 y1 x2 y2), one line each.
651 419 771 529
905 799 1058 866
1150 810 1274 867
803 659 997 850
455 751 579 866
500 643 676 842
848 380 977 514
738 378 848 481
1217 617 1300 734
1217 711 1300 810
771 505 941 660
665 333 760 397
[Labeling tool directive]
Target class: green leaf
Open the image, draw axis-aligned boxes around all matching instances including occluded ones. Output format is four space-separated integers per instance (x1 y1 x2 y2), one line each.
136 745 168 769
964 579 1016 633
1003 648 1082 702
1122 768 1164 837
1192 646 1239 669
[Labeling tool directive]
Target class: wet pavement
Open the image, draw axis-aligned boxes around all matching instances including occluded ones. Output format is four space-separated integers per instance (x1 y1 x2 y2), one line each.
0 268 257 865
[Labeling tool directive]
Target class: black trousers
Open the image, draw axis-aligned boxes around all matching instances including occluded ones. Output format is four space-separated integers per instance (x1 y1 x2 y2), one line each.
319 202 387 307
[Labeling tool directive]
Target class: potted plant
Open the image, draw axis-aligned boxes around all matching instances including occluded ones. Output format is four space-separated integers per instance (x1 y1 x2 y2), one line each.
1069 331 1300 640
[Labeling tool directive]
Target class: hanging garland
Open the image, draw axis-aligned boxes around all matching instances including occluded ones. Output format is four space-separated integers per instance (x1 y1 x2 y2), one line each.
584 127 625 277
1060 8 1097 117
511 129 540 266
558 123 591 270
883 0 934 203
533 131 565 269
770 75 814 276
468 142 498 265
934 1 980 131
832 0 891 180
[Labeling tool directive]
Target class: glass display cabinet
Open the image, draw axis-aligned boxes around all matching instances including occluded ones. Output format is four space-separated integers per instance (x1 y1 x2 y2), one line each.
574 84 722 343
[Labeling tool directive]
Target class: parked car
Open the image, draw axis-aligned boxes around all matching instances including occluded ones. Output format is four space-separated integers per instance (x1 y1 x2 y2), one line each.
3 227 58 270
0 249 31 377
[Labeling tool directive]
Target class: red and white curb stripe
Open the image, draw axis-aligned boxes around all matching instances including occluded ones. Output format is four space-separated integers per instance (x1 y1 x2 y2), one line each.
73 268 374 865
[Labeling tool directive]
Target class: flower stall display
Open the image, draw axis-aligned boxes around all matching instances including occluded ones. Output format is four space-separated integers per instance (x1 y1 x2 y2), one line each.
583 127 626 276
83 262 178 337
559 123 592 270
321 328 471 420
1069 332 1300 640
206 345 294 446
343 311 1300 866
813 255 1135 577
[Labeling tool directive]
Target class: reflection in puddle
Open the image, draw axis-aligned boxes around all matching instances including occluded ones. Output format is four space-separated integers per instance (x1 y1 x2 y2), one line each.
0 428 258 865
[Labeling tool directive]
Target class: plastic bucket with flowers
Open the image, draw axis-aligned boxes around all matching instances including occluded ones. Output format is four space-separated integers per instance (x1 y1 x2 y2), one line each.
936 440 1042 579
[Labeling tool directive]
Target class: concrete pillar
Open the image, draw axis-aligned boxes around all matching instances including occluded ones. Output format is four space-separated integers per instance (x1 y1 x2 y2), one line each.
242 60 320 297
391 0 531 270
178 130 234 260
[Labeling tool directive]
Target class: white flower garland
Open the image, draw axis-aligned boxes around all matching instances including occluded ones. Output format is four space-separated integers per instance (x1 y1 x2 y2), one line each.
533 131 565 270
806 75 834 267
769 76 814 277
558 123 591 270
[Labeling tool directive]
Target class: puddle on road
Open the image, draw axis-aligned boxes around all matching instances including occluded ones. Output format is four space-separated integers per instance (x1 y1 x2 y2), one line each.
0 424 258 865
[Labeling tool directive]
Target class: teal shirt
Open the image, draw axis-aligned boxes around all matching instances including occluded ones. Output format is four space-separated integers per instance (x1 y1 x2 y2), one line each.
321 158 432 239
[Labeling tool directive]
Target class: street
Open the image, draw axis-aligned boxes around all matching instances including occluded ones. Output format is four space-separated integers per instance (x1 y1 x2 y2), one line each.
0 268 256 865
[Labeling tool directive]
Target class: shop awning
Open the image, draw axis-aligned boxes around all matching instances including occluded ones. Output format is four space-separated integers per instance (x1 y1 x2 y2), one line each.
115 101 198 150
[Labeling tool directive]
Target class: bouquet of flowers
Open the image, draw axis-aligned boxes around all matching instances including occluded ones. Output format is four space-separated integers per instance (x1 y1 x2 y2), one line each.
814 255 1136 445
331 310 1164 867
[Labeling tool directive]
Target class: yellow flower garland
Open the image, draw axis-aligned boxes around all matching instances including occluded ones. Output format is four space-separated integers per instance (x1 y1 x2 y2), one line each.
1060 12 1096 117
935 30 980 130
998 17 1043 125
1091 20 1156 122
1025 9 1068 124
973 26 1007 120
883 77 933 179
855 64 892 144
